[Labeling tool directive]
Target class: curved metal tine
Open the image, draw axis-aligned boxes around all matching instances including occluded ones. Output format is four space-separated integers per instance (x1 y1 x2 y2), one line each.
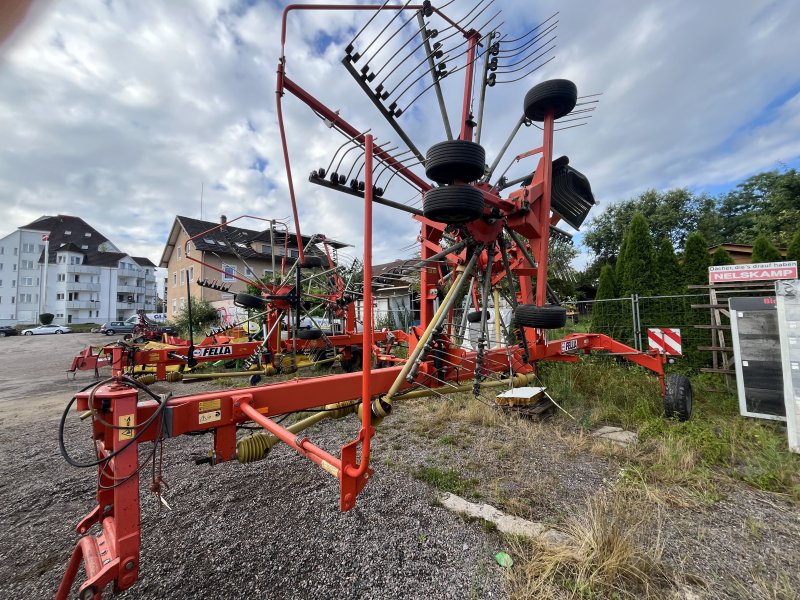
495 54 555 84
379 157 425 193
496 13 558 53
495 38 557 74
374 16 452 87
359 0 415 68
562 107 595 116
374 148 415 185
335 142 369 177
496 25 557 66
381 0 493 94
400 17 503 113
344 149 367 182
347 0 393 53
324 128 372 176
556 115 593 124
554 123 588 132
396 5 502 105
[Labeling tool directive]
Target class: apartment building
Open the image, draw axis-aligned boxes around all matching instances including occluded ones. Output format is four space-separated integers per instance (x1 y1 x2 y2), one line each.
0 215 157 325
159 215 349 318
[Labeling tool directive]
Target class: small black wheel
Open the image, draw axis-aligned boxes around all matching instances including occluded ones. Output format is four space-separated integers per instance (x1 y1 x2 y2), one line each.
24 331 33 336
524 79 578 122
234 293 267 310
425 140 486 184
300 255 325 268
664 374 692 421
423 185 484 224
341 347 363 373
466 310 483 323
105 330 115 336
296 328 323 340
55 330 63 334
248 374 262 386
513 304 567 329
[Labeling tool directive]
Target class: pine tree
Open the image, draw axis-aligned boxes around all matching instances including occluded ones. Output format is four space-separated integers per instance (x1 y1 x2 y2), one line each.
682 232 710 286
711 247 735 266
617 212 658 296
751 233 782 263
787 229 800 264
591 265 620 339
656 239 684 294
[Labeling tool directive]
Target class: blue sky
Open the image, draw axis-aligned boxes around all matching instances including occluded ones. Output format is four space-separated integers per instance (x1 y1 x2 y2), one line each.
0 0 798 271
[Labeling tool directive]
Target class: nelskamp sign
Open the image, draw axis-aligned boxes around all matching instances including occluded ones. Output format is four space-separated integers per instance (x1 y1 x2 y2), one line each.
709 261 797 284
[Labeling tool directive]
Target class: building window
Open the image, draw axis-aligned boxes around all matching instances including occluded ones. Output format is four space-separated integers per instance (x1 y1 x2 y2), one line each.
222 264 235 281
70 256 81 265
180 269 185 285
57 273 65 282
20 293 32 303
177 247 182 259
173 272 177 286
56 313 63 318
11 297 14 303
85 232 91 237
64 230 71 235
68 292 80 301
180 297 185 309
21 277 34 286
261 244 270 254
21 260 34 269
12 264 16 271
245 266 253 277
22 243 35 253
81 245 88 250
11 280 15 287
289 249 299 258
57 255 65 264
172 299 177 314
57 293 65 300
0 264 3 271
188 266 194 282
263 269 272 278
0 247 3 254
13 247 18 256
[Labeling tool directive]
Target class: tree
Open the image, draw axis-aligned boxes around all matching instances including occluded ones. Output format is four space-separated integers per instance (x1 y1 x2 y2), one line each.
751 233 782 263
682 232 710 287
170 297 220 339
616 212 658 296
591 265 620 338
711 247 735 266
39 312 54 325
656 240 683 294
787 229 800 264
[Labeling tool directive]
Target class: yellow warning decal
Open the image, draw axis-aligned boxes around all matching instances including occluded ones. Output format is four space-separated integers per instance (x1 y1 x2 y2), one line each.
118 414 135 440
199 399 221 413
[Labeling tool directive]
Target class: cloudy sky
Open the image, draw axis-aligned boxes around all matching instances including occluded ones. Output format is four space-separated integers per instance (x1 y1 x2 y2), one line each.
1 0 799 270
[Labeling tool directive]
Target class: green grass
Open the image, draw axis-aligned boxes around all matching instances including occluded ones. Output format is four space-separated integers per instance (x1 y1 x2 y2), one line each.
411 465 478 496
538 358 800 502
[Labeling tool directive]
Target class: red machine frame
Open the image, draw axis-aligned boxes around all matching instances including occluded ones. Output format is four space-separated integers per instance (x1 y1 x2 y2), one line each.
56 4 667 598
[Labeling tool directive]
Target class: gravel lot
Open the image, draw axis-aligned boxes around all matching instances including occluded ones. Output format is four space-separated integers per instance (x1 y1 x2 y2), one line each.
0 333 798 599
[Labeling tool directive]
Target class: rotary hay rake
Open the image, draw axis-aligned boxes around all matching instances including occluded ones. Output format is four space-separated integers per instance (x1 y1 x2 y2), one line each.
56 2 691 598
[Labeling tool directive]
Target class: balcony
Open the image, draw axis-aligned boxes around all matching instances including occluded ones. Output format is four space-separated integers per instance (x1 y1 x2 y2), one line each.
66 301 97 309
66 264 97 275
118 284 145 293
66 282 101 292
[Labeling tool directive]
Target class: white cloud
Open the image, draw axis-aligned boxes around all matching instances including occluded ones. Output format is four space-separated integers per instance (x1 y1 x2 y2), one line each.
0 0 798 271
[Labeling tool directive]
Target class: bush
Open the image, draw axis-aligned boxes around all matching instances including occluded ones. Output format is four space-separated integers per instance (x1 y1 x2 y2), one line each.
39 313 54 325
171 297 220 339
751 233 782 263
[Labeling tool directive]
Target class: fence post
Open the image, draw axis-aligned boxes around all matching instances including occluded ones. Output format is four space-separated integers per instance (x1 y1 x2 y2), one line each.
631 294 641 351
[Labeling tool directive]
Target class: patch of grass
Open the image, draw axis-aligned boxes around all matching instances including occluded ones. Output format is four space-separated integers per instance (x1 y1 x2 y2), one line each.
505 490 679 599
539 359 800 502
412 465 478 496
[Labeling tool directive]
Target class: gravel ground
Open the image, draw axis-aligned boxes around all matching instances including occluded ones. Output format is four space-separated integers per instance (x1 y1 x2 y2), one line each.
1 334 798 599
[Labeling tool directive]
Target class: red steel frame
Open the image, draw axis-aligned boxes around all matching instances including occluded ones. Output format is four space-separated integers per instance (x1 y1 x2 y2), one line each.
57 4 666 597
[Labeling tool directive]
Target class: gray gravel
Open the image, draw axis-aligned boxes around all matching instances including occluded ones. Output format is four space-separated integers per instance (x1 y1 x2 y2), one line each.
0 396 507 599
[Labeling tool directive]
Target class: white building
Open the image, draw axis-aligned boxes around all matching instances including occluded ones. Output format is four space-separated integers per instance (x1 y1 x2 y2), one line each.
0 215 157 325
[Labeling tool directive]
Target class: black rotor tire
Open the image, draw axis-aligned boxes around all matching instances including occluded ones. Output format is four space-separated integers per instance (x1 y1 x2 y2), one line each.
466 310 484 324
425 140 486 184
524 79 578 122
423 185 484 225
664 373 693 421
300 255 325 268
513 304 567 329
297 328 323 340
234 293 267 310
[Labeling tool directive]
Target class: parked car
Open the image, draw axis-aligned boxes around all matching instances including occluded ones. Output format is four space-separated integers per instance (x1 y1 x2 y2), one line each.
22 324 72 335
0 325 18 337
100 321 136 335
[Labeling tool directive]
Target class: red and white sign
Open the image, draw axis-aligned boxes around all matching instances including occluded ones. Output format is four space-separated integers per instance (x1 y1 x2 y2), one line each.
709 261 797 284
647 328 682 356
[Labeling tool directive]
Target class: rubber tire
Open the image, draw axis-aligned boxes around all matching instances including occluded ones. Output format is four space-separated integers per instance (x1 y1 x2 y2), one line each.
234 293 266 310
513 304 567 329
466 310 483 324
524 79 578 122
24 331 32 335
296 328 323 340
423 185 484 225
425 140 486 184
341 347 363 373
664 374 692 421
300 255 325 268
105 330 115 336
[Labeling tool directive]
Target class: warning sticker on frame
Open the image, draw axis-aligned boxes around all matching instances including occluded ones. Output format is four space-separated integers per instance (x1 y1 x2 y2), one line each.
118 414 135 440
199 410 222 425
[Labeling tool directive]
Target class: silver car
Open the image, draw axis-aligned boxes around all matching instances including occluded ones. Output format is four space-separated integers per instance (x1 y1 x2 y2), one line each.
22 324 72 335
